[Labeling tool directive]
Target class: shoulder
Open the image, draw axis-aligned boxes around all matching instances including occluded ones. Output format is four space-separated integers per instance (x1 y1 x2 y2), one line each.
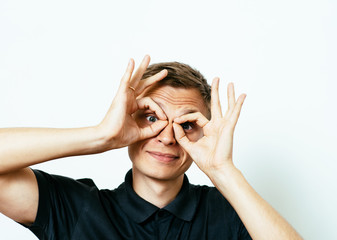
29 170 110 236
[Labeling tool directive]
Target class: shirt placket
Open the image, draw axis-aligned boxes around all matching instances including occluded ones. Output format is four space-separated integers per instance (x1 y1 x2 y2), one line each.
154 209 170 240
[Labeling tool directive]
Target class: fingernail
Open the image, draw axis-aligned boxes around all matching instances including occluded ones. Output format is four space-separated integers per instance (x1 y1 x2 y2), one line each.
160 69 168 75
143 55 150 61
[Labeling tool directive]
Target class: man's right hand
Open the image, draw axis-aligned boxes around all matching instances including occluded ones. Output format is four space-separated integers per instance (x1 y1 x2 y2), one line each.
96 55 168 150
0 55 168 226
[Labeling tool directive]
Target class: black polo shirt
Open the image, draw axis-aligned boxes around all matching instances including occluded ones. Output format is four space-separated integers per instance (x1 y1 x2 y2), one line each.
27 169 252 240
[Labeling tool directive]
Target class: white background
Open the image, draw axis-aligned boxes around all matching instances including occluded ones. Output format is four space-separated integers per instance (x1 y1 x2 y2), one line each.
0 0 336 239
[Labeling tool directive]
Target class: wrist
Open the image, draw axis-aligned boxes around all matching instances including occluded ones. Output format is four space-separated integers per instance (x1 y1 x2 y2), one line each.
205 160 236 180
206 162 244 195
90 125 116 153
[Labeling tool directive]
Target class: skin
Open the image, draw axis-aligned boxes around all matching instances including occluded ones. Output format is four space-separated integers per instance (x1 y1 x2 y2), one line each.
129 86 208 180
0 56 303 239
128 86 208 207
0 56 168 225
172 79 303 240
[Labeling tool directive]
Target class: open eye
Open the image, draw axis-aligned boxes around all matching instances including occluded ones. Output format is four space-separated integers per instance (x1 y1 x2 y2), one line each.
146 115 158 123
180 122 193 131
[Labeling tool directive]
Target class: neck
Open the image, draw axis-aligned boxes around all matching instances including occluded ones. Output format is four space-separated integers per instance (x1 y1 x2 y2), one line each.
132 171 184 208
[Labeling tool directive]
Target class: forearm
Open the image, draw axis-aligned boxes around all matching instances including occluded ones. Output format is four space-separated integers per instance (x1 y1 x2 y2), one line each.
0 127 105 174
209 164 302 240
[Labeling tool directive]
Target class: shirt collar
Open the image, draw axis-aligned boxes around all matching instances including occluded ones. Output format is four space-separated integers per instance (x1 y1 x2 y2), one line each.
115 169 198 224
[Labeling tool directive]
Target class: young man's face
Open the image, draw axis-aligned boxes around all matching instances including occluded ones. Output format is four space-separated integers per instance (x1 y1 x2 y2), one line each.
128 85 209 182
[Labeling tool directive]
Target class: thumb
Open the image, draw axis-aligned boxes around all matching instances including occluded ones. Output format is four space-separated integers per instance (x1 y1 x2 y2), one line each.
173 123 193 152
139 120 168 140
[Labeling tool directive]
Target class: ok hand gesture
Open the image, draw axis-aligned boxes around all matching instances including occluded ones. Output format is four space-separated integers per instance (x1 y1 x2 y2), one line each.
97 56 168 150
173 78 246 177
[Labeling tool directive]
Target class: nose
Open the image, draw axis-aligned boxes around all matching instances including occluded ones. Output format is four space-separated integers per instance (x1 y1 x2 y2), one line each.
157 122 176 145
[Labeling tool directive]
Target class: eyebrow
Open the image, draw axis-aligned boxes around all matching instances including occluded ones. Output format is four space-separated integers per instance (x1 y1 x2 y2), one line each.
156 101 199 117
178 108 198 116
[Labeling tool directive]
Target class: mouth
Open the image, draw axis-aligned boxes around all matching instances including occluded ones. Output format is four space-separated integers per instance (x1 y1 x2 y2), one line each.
147 151 179 163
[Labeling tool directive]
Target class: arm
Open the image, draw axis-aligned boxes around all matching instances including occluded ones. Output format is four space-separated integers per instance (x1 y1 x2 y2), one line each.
0 55 168 225
0 127 102 174
0 56 168 174
173 79 302 240
0 126 103 225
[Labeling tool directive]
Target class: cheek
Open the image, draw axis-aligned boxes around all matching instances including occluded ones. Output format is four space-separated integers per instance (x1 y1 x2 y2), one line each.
128 138 151 162
128 141 142 162
181 152 194 172
178 145 192 164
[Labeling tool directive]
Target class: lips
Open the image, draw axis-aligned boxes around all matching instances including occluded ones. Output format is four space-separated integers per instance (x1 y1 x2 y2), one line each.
147 151 179 163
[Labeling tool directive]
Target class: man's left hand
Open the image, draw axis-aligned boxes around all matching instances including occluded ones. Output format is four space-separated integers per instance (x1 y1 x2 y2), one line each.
173 78 246 177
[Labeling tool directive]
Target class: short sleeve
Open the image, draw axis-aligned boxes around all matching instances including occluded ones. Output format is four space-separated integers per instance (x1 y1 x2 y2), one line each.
27 169 97 240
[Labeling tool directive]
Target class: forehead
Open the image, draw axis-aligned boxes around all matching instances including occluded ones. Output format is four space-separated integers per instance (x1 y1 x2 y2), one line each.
144 85 208 117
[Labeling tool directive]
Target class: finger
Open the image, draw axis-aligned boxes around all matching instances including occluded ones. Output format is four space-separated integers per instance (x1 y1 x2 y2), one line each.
173 123 194 150
137 97 167 120
211 77 222 119
224 82 236 119
139 120 168 140
129 55 151 87
174 112 209 128
229 94 246 126
136 69 168 95
121 59 135 85
227 82 236 111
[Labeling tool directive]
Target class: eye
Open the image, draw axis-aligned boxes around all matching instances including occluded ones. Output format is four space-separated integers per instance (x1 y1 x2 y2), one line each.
180 122 193 131
146 115 158 123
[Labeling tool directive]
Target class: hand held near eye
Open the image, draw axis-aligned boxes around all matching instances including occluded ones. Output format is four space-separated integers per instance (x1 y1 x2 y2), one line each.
0 56 168 175
0 59 303 239
173 79 302 240
95 56 168 151
173 78 245 176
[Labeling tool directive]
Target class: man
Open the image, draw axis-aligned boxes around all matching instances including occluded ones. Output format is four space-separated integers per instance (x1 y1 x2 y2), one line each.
0 56 302 239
